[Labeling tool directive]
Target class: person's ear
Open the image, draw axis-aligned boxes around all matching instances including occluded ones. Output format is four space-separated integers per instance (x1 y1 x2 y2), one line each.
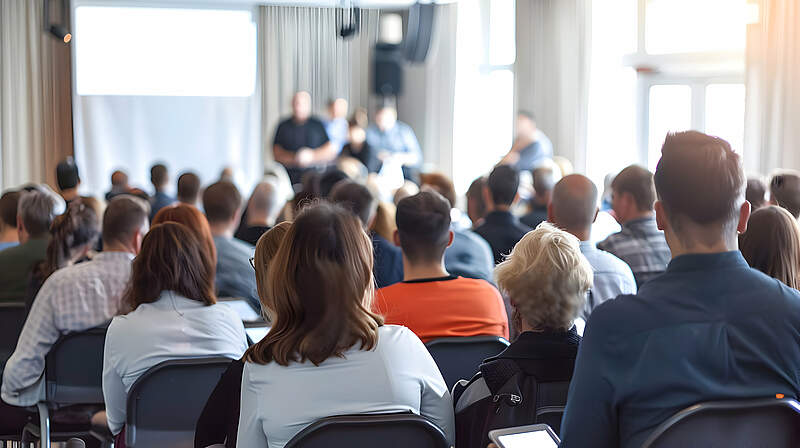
592 207 599 224
393 229 401 247
482 186 493 209
447 230 454 248
16 215 23 233
654 200 668 231
547 203 555 223
132 228 145 254
737 200 752 234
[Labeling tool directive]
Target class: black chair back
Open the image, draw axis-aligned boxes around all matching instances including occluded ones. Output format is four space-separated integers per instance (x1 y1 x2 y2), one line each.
125 357 232 448
641 397 800 448
425 336 510 389
284 413 449 448
0 302 27 371
44 326 108 405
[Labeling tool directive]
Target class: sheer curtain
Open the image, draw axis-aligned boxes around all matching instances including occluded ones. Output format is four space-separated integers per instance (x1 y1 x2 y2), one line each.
743 0 800 174
515 0 591 173
0 0 73 191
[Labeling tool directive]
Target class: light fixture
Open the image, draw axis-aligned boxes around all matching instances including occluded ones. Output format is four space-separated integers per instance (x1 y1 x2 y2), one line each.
44 0 71 44
49 25 71 44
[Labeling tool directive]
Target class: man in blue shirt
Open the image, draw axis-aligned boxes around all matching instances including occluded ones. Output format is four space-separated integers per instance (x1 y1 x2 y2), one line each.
560 131 800 448
324 98 349 154
500 111 553 172
366 105 422 181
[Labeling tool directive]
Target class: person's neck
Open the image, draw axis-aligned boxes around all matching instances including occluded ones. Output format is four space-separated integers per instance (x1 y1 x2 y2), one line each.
154 186 167 194
564 226 591 242
209 222 234 238
101 240 134 255
61 189 79 202
622 210 654 224
0 227 17 243
246 212 270 228
402 257 449 282
667 234 737 259
533 193 551 207
491 205 513 213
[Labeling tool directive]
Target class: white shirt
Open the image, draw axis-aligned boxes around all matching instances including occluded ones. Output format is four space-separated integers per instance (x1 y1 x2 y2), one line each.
102 291 248 435
236 325 454 448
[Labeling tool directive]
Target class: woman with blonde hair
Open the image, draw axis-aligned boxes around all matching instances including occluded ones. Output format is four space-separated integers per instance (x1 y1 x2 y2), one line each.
454 223 593 447
236 202 453 447
739 205 800 289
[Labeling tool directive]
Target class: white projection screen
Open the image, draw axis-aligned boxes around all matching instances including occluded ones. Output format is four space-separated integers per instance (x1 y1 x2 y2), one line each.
72 4 261 197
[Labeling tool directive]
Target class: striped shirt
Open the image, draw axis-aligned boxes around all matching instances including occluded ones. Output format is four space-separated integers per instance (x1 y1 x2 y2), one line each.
597 216 671 288
1 251 134 405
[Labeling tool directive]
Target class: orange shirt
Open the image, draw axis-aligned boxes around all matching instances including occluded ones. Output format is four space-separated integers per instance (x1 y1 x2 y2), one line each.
375 276 509 343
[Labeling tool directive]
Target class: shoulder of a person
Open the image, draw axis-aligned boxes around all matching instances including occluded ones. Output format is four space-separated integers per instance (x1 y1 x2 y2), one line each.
584 292 642 335
378 324 418 345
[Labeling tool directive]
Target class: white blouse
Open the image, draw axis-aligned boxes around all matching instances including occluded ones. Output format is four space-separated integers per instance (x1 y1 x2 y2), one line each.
236 325 454 448
102 291 248 435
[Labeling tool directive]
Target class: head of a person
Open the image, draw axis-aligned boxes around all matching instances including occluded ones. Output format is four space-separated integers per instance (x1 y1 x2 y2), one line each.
244 202 383 366
292 91 312 122
516 110 537 137
247 181 280 226
467 176 489 225
56 158 80 192
337 157 369 183
102 196 149 254
548 174 599 238
177 172 201 204
122 222 216 313
348 119 367 145
203 181 243 230
420 173 457 209
153 203 217 266
739 205 800 289
150 163 169 191
319 169 350 198
42 201 101 278
747 177 768 211
330 181 378 228
393 181 420 206
770 172 800 219
253 222 293 319
375 105 397 131
110 170 129 189
219 167 234 183
486 164 520 209
17 190 57 243
611 165 656 223
394 191 453 266
654 131 748 252
328 98 348 119
495 222 592 332
532 166 556 201
0 191 21 235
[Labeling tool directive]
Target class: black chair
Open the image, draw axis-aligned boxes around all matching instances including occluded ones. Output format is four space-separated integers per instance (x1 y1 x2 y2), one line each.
425 336 510 390
21 326 108 448
284 413 449 448
641 397 800 448
125 357 232 448
0 302 27 372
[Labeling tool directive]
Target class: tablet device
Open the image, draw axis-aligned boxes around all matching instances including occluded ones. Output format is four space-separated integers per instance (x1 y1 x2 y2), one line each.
488 424 561 448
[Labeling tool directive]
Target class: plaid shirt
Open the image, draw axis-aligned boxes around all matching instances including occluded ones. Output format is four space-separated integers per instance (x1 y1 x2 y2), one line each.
597 217 671 288
1 252 133 405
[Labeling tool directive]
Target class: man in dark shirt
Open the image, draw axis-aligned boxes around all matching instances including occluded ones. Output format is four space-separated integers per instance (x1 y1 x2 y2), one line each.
474 165 532 264
235 182 278 246
560 131 800 448
272 91 335 185
149 163 175 221
55 158 81 205
521 165 555 228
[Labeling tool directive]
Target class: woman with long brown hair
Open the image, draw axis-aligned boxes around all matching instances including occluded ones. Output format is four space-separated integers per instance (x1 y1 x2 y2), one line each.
236 202 453 447
102 222 247 445
152 203 217 265
739 205 800 289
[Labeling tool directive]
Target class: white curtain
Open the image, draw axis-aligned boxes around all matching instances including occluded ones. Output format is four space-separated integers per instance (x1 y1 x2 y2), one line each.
258 6 379 163
743 0 800 175
0 0 73 191
515 0 591 173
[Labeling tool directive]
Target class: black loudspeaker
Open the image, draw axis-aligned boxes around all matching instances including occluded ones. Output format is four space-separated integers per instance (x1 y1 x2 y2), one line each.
373 43 404 96
403 3 435 63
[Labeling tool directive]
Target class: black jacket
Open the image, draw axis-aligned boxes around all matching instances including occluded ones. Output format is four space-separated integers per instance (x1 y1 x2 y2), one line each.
474 211 532 264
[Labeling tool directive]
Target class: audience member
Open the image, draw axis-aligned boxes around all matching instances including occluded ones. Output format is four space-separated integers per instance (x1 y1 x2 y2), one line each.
219 166 235 183
366 105 422 181
195 222 292 448
102 222 247 442
336 156 370 184
746 177 768 211
105 170 130 201
393 180 420 205
454 223 592 447
0 191 21 251
149 163 175 220
739 205 800 289
372 200 398 242
521 165 556 229
0 190 57 303
770 171 800 219
235 182 280 246
549 175 636 318
56 157 81 204
376 191 508 342
597 165 671 287
1 196 148 430
500 111 554 172
236 202 453 446
466 176 488 228
177 171 202 207
152 204 217 268
340 118 381 173
273 91 335 185
559 131 800 448
324 98 349 154
474 165 532 264
330 181 404 288
203 181 259 311
318 168 350 198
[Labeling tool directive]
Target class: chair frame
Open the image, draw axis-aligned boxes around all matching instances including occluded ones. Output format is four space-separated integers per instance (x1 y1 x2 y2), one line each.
284 413 449 448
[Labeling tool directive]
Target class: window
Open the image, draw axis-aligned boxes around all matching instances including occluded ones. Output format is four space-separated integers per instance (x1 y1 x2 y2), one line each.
647 85 691 170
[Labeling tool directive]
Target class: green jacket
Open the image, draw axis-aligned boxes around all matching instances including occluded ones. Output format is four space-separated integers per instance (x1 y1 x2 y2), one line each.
0 237 49 303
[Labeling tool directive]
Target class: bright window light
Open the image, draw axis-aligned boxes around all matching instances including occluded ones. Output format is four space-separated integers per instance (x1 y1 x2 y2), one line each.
74 7 257 96
646 0 748 54
705 83 745 152
648 85 692 170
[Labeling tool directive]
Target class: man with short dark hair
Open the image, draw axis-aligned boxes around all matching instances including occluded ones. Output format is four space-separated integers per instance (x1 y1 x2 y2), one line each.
203 181 259 311
474 165 532 264
466 176 488 227
376 191 508 342
0 191 57 303
273 91 335 185
548 175 636 318
105 170 130 201
769 171 800 219
177 172 201 207
149 163 175 220
597 165 671 286
330 181 404 288
55 158 81 204
560 131 800 448
0 191 21 252
521 165 556 229
235 182 279 246
1 196 148 427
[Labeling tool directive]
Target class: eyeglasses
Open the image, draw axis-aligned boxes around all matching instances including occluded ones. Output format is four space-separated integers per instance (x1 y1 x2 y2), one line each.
249 257 256 270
